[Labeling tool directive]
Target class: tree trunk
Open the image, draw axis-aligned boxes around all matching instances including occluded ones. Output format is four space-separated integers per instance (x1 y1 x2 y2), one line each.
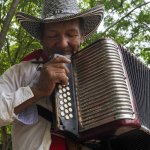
1 127 8 150
0 0 20 51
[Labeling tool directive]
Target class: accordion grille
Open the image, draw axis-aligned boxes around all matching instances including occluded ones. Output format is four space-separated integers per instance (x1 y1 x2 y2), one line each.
73 39 135 131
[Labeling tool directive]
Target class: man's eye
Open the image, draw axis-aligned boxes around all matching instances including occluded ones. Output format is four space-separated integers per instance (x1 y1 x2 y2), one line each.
47 35 58 38
68 34 79 37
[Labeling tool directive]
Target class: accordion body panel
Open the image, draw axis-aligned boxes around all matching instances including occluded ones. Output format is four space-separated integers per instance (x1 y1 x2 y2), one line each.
54 38 150 141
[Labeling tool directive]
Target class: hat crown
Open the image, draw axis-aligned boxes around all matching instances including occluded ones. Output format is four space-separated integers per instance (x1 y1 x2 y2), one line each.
41 0 80 19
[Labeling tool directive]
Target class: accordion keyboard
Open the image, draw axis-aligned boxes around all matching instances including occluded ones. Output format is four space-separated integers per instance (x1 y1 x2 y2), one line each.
54 63 78 135
57 83 73 120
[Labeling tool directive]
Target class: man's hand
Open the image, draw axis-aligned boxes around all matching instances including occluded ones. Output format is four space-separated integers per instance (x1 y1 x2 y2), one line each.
15 55 71 115
32 55 71 98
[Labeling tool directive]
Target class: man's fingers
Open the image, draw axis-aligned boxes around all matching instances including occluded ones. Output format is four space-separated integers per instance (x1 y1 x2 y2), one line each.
45 68 69 85
55 72 69 85
53 63 70 74
40 55 71 88
49 55 71 64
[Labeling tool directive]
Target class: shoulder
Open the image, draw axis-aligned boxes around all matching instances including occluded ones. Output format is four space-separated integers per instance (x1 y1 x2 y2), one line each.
6 61 34 72
22 49 43 61
2 61 38 81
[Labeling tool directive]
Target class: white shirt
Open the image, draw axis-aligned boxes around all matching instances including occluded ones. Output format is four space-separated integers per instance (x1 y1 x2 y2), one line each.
0 59 52 150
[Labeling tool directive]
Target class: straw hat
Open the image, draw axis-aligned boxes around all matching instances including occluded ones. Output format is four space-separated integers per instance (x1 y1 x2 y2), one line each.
16 0 104 40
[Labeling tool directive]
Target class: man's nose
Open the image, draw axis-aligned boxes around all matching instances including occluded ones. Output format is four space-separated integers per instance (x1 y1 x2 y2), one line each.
57 35 69 50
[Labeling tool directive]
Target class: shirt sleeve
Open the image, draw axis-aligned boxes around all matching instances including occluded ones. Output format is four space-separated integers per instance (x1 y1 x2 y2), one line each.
0 62 38 126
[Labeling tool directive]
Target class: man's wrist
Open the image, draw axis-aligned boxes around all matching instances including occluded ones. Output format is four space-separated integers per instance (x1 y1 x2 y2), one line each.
31 86 45 99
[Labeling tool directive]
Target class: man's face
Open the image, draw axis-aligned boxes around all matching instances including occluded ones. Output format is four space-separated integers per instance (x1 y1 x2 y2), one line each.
41 19 84 56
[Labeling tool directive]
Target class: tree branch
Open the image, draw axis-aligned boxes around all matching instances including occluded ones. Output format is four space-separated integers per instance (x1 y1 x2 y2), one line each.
0 0 20 51
5 38 13 65
103 1 150 34
1 127 8 150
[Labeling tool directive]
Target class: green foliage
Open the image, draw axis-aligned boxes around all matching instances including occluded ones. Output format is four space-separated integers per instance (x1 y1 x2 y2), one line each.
93 0 150 64
0 0 43 75
0 126 12 150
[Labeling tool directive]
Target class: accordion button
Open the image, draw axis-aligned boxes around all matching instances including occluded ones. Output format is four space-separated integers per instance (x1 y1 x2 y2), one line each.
63 93 67 98
67 97 71 101
65 115 69 120
68 102 72 107
64 99 67 103
66 87 70 90
65 109 69 114
60 106 64 111
67 92 70 96
69 114 73 118
69 108 73 112
64 104 68 108
60 100 64 105
60 112 65 117
59 95 63 99
63 88 66 92
59 89 63 94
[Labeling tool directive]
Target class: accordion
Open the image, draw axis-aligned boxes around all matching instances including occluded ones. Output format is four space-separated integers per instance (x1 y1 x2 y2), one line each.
53 38 150 149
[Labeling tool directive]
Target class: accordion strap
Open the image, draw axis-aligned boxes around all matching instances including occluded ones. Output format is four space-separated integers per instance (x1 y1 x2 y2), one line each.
37 105 88 150
37 104 53 123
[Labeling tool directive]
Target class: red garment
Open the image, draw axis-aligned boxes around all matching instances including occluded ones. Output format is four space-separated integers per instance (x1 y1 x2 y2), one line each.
50 134 67 150
22 49 48 62
22 50 67 150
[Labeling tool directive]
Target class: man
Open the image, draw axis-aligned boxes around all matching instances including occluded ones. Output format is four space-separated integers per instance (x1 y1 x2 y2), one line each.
0 0 104 149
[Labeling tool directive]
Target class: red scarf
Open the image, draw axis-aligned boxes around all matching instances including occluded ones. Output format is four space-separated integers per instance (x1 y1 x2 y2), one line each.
22 49 48 61
22 49 67 150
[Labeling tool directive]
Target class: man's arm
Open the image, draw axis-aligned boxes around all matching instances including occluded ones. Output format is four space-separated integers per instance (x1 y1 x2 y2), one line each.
14 87 46 114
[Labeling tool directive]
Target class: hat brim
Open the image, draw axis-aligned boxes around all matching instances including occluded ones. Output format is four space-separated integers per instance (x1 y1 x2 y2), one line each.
16 5 104 40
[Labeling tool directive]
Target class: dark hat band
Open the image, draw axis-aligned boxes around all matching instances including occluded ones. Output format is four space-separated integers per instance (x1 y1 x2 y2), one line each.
43 9 79 18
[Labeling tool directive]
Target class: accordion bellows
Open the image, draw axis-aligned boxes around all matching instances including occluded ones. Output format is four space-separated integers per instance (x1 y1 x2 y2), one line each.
54 38 150 142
